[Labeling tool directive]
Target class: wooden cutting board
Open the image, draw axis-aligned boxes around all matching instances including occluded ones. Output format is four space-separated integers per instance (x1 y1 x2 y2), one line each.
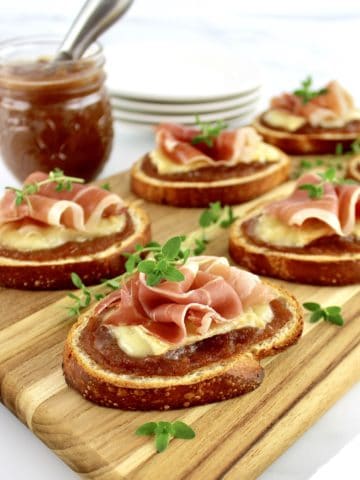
0 169 359 480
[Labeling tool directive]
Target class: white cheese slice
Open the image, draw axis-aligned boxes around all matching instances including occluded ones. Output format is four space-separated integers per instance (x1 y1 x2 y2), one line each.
254 214 360 247
149 142 281 175
108 303 273 358
0 214 126 251
263 109 306 132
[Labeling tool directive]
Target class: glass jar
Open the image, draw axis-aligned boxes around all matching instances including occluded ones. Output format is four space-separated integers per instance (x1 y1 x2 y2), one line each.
0 36 113 181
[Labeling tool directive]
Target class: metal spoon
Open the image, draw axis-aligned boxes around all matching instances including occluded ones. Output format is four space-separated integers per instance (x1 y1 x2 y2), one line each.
56 0 133 61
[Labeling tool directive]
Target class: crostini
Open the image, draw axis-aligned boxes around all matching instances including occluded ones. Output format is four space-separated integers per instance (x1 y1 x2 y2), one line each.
63 255 303 410
348 155 360 182
0 170 150 289
131 121 290 207
253 77 360 154
229 170 360 285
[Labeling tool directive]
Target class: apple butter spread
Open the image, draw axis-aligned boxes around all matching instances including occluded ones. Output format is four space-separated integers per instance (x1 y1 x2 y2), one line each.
79 298 291 377
0 37 113 181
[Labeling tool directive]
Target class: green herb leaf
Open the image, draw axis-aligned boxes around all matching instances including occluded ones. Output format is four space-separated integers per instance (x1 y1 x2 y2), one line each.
191 116 227 147
136 422 157 436
335 143 344 155
101 183 111 191
293 76 328 104
155 433 170 453
303 302 344 327
137 260 157 274
71 272 84 289
164 265 185 282
310 310 324 323
299 183 324 199
172 421 196 439
162 236 182 260
303 302 321 312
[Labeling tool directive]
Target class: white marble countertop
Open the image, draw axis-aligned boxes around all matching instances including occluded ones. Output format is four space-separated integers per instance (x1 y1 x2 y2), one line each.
0 1 359 478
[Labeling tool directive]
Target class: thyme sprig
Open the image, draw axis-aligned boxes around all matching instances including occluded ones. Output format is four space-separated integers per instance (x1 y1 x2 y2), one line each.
192 115 228 147
136 421 195 453
193 202 237 255
6 168 84 207
293 76 327 105
299 167 353 199
303 302 344 326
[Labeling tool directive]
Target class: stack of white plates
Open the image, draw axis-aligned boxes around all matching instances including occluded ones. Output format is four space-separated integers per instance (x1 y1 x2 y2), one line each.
106 39 262 127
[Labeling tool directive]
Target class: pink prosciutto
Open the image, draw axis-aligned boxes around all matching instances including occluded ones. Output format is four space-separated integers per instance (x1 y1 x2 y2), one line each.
155 123 263 166
0 171 125 231
266 173 360 236
95 256 276 344
270 81 355 127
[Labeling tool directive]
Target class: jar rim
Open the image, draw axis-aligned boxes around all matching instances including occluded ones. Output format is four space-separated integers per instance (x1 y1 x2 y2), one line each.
0 34 103 66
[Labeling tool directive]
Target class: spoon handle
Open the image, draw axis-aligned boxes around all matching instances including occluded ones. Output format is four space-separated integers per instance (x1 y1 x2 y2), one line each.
57 0 133 60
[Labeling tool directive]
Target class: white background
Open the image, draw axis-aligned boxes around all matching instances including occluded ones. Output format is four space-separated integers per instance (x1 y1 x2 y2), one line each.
0 1 359 479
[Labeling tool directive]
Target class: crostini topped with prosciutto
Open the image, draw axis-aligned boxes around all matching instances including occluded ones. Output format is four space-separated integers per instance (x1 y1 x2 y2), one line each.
63 255 303 410
229 169 360 285
254 78 360 154
131 120 290 207
0 169 150 289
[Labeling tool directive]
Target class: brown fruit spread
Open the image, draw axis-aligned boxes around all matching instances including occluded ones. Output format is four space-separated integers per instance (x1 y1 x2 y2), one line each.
0 42 113 182
260 113 360 135
141 154 269 182
0 211 133 261
242 215 360 254
79 297 291 377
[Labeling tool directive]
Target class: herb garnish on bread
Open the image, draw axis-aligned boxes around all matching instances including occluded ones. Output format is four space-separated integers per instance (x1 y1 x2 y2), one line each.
131 121 290 207
63 251 303 410
229 170 360 285
0 170 150 289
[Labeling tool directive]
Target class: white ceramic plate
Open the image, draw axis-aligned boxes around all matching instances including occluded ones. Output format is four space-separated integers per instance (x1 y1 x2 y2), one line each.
106 39 262 102
110 89 261 114
111 100 258 125
112 105 258 127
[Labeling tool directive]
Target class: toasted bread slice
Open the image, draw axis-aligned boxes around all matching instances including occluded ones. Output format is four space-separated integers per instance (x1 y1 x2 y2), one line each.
348 155 360 182
130 153 290 207
63 283 303 410
0 206 151 290
253 116 359 155
229 204 360 285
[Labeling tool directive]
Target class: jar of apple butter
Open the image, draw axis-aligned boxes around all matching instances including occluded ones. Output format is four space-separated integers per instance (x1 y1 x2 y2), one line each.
0 36 113 181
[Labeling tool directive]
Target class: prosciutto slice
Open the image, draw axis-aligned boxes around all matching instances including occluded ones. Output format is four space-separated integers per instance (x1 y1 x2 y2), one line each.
155 123 263 166
95 256 275 344
266 173 360 236
0 171 125 231
271 81 355 127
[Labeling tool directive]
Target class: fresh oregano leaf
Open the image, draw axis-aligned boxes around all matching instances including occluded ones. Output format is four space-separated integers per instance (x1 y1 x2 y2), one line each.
172 421 196 439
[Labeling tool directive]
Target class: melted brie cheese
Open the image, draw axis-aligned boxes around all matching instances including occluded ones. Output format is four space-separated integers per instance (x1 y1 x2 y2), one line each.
263 109 306 132
0 214 126 251
108 303 273 358
149 142 281 175
254 214 360 247
264 108 360 132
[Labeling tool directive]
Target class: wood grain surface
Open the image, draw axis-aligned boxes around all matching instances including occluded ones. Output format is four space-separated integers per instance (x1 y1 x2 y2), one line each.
0 168 359 480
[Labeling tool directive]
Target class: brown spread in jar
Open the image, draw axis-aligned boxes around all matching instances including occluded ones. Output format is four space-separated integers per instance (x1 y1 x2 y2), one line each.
79 298 290 377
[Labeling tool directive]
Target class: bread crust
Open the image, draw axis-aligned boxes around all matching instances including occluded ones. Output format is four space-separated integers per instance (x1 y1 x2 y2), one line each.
130 153 290 207
253 116 359 155
0 206 151 290
348 155 360 182
62 284 303 410
229 207 360 285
